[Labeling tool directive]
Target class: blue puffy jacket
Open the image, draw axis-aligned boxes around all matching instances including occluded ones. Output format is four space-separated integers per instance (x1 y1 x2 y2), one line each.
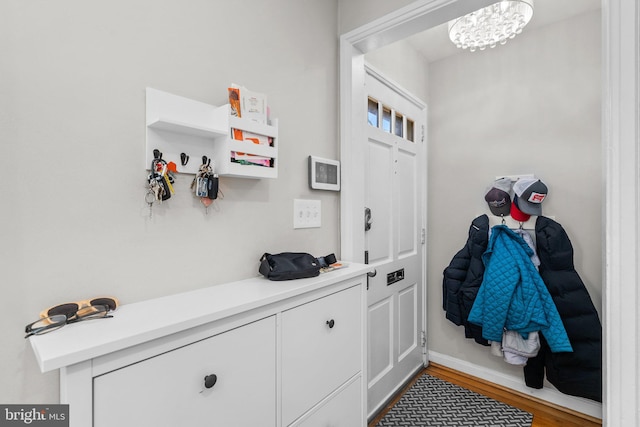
467 225 573 353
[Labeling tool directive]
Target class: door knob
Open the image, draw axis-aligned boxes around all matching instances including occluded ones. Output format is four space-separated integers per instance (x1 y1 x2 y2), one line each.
204 374 218 389
364 207 372 231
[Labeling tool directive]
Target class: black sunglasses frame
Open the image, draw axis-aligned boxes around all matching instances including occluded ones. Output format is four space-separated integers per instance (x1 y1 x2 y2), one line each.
25 304 113 338
41 297 118 319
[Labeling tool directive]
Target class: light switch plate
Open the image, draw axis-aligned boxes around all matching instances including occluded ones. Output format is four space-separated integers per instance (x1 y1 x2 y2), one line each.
293 199 321 229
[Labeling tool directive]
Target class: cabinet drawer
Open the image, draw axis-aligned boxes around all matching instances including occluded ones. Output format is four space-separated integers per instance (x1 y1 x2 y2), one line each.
281 285 362 426
290 376 362 427
93 317 276 427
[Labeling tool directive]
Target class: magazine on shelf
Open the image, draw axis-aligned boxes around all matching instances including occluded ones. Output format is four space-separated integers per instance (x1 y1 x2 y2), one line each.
230 152 272 167
230 129 273 167
232 129 273 146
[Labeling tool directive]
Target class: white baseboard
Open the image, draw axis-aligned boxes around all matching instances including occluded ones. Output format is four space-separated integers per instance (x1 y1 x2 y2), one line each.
428 351 602 420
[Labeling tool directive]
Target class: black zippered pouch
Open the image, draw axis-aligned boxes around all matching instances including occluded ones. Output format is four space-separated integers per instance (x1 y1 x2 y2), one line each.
259 252 321 281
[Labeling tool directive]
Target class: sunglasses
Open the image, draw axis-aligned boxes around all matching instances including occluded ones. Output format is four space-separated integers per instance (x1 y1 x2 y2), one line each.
25 304 114 338
25 297 119 339
39 297 119 320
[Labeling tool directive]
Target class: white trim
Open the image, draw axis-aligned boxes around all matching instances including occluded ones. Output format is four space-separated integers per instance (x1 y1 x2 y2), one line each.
428 351 602 419
364 62 427 110
339 40 366 262
60 361 92 427
343 0 496 54
602 0 640 425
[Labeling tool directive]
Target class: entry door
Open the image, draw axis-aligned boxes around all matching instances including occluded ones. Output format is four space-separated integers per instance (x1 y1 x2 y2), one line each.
364 67 427 417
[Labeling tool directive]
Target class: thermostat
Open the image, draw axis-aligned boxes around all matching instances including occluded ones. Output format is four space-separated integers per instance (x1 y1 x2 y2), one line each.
308 156 340 191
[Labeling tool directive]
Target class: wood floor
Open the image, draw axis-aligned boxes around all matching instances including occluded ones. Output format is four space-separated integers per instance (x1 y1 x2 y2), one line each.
369 362 602 427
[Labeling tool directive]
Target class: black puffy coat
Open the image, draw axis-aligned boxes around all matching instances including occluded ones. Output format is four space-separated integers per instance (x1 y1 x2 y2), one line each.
443 215 602 402
523 216 602 402
442 215 489 346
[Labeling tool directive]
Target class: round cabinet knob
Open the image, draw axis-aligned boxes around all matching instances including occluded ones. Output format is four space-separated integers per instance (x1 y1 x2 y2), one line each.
326 319 335 329
204 374 218 389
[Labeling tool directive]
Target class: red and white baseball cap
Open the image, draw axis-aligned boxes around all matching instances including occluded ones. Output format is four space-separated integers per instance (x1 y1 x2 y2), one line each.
511 195 532 222
513 178 548 216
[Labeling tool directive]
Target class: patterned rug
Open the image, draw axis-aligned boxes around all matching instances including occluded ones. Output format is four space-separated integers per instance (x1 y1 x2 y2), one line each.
377 374 533 427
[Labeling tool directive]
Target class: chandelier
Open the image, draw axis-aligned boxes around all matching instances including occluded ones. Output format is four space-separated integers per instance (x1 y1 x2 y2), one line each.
448 0 534 52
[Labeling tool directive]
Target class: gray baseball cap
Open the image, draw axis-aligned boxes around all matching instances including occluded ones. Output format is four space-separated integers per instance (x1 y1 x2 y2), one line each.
484 177 512 217
513 178 548 215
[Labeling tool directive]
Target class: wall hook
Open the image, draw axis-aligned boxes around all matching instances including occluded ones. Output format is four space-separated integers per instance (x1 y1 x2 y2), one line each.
180 152 190 166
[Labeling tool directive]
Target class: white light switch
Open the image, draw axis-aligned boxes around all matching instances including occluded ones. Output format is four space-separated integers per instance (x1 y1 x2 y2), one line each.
293 199 321 229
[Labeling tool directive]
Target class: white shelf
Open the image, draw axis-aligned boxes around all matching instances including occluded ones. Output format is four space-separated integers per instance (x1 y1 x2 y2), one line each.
146 88 278 178
229 115 277 138
147 117 227 138
223 162 278 179
28 264 369 373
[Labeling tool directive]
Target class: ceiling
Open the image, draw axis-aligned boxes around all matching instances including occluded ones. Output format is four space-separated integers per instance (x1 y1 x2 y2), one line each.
404 0 601 63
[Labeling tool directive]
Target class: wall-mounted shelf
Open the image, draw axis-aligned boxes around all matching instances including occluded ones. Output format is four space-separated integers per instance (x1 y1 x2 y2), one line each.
147 117 227 139
146 88 278 178
212 104 278 179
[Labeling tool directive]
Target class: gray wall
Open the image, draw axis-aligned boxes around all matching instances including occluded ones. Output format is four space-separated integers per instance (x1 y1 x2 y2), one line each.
2 0 340 403
428 10 601 375
369 10 602 384
338 0 416 35
364 39 430 103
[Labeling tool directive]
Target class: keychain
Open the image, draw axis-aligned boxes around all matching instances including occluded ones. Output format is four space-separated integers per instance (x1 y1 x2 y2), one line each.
145 190 156 218
146 150 174 218
191 156 219 214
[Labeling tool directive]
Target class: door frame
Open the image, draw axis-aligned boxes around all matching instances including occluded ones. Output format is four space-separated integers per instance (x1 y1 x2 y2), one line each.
339 1 640 426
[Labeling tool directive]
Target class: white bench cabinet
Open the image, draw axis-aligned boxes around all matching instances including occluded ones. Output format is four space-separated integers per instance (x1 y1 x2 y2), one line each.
28 264 369 427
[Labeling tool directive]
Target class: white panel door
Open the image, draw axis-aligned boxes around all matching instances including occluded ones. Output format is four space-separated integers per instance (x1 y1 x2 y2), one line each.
364 66 427 418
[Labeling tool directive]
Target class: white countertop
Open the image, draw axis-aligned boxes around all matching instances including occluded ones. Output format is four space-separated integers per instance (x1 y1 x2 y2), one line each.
29 263 369 372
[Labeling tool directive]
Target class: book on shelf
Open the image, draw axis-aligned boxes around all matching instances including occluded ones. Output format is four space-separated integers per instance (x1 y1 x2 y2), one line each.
228 84 268 124
228 87 241 117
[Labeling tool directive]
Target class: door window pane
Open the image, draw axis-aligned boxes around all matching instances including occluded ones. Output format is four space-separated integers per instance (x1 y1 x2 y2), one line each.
394 113 403 137
406 119 415 142
368 98 379 127
382 106 392 133
367 96 417 143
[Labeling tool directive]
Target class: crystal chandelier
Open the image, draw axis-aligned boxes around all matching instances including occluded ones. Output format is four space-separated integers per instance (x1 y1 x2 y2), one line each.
448 0 534 52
